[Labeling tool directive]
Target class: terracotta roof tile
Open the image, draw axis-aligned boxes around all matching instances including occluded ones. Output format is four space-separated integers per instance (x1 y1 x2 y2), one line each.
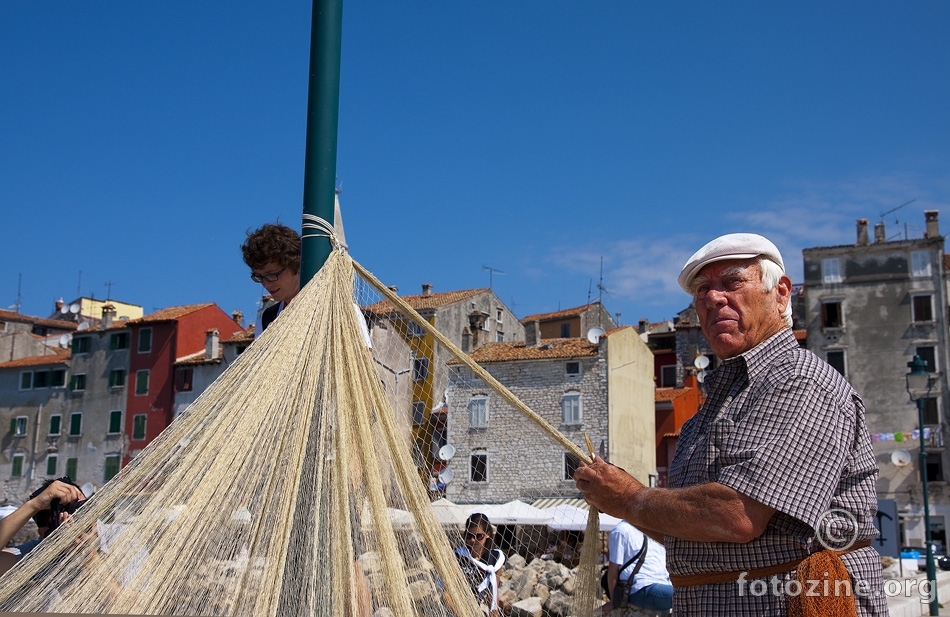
520 303 600 323
452 338 598 364
655 387 692 402
0 309 78 331
175 348 223 366
223 325 255 343
364 288 490 314
793 329 807 340
603 325 633 337
126 304 215 324
0 349 71 369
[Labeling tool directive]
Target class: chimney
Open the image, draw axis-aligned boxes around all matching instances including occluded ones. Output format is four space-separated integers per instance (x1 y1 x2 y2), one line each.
925 210 940 238
101 303 116 329
856 219 869 245
874 221 886 243
55 298 64 313
638 318 649 334
421 283 433 296
205 328 220 360
232 310 244 327
525 320 541 346
684 372 698 389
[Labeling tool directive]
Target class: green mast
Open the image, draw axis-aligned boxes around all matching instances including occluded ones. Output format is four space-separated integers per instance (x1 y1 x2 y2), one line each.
300 0 343 284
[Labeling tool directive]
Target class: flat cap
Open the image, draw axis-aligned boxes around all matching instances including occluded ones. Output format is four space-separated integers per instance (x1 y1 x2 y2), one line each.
678 233 785 293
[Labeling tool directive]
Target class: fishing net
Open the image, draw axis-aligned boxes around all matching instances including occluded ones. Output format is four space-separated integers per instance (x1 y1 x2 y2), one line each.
0 248 604 617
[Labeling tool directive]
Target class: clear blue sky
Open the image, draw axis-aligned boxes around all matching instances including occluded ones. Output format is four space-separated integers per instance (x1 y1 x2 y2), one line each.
2 2 948 329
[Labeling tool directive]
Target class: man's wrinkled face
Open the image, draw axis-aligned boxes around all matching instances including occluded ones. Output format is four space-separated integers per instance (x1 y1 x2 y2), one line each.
692 259 791 359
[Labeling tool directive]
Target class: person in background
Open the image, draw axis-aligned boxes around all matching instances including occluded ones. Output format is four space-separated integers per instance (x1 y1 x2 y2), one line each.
241 223 301 336
0 477 86 575
603 520 673 614
454 513 506 617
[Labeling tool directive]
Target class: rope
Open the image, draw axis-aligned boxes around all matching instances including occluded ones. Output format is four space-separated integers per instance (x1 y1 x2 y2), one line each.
301 213 342 250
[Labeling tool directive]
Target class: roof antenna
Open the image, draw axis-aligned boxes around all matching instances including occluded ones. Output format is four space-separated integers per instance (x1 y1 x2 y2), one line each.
482 265 505 289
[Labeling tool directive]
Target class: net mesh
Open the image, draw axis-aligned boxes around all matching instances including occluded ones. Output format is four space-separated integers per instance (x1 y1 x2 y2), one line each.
0 249 605 617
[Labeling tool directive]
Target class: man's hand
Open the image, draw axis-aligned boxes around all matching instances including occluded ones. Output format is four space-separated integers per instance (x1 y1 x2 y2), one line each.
28 480 85 516
573 456 644 520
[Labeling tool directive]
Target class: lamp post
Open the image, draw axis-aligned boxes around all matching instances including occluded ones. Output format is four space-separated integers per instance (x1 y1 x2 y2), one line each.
906 354 939 616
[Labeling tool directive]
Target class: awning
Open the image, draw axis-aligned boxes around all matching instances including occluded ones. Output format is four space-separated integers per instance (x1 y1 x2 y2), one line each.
468 500 553 525
543 503 621 532
530 497 589 510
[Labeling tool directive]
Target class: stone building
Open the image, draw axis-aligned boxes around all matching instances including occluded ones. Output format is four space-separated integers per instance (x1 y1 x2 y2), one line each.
441 326 654 505
802 211 949 548
521 302 618 346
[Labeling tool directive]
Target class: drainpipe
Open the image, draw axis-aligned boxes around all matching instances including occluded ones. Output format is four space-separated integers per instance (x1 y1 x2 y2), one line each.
300 0 343 285
29 402 42 483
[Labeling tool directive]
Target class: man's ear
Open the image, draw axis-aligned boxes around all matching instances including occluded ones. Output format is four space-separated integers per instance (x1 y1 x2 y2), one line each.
775 275 793 310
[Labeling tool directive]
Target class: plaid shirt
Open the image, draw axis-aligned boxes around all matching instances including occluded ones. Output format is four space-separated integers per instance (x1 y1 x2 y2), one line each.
666 329 887 616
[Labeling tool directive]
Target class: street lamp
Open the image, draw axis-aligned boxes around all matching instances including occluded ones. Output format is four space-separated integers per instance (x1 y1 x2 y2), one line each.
906 354 939 616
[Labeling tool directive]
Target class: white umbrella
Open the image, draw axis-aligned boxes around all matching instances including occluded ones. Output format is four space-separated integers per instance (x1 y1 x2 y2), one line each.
544 504 621 532
468 500 554 526
430 498 469 527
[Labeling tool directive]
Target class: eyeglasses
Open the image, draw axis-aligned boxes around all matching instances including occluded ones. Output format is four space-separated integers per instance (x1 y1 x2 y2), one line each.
250 268 285 284
464 531 487 541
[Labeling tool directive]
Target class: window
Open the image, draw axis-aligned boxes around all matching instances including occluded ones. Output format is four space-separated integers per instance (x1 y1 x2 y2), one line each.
412 401 426 426
922 398 940 426
133 414 147 440
50 369 66 388
561 393 582 425
496 308 503 322
11 416 27 437
912 250 932 277
136 370 150 396
412 357 429 382
19 372 32 391
496 331 504 342
46 454 58 476
560 323 571 338
821 301 843 328
564 452 581 481
821 258 842 284
109 369 126 388
12 454 24 477
566 362 581 376
175 368 194 392
469 397 488 428
916 346 937 373
470 451 488 483
49 414 61 435
69 412 83 436
66 458 78 479
108 410 122 434
69 373 86 392
110 332 129 350
408 321 425 337
71 336 90 354
138 328 152 353
33 371 49 389
826 350 846 376
660 365 677 387
104 455 120 482
926 453 943 482
913 295 934 323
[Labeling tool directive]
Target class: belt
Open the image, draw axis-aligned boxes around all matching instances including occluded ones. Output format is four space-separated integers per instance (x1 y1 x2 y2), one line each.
669 540 873 588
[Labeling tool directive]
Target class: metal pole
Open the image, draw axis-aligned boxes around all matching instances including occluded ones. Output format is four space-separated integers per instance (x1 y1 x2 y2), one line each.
918 396 939 616
300 0 343 284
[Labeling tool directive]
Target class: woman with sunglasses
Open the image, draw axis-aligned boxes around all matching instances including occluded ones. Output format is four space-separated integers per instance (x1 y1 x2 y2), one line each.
454 513 506 616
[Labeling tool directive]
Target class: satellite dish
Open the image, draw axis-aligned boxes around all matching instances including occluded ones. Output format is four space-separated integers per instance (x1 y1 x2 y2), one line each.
80 482 95 498
60 304 69 314
438 444 456 461
697 370 707 384
69 303 81 314
694 355 710 369
58 334 71 348
891 450 912 467
77 322 89 331
438 468 454 485
587 327 606 344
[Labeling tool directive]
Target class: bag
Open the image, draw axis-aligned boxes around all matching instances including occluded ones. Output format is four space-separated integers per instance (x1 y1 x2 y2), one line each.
600 539 649 609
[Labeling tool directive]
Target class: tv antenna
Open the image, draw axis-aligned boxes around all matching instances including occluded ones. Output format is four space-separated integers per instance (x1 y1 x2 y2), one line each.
879 199 916 224
104 281 117 299
482 265 505 288
596 257 613 304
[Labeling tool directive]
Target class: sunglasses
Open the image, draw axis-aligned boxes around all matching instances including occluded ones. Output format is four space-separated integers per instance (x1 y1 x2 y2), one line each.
464 531 487 541
250 268 285 284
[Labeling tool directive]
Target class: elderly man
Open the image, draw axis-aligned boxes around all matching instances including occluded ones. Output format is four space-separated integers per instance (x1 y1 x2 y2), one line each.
575 233 885 616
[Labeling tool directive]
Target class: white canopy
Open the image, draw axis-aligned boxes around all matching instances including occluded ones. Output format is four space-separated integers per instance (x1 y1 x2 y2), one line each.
468 500 554 526
543 503 621 532
430 498 470 527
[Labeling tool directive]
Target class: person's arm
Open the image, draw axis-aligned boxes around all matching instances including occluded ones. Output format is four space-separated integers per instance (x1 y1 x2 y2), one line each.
575 457 774 543
0 480 85 549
